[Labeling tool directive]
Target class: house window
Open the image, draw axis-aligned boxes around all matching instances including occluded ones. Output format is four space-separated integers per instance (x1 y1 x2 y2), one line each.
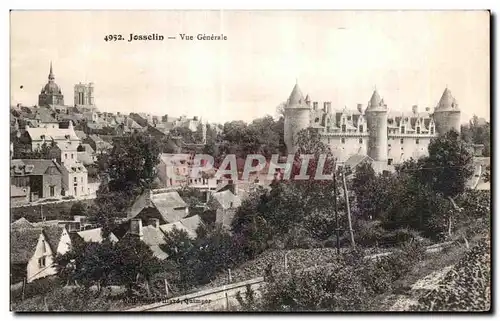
401 127 405 134
49 186 55 197
65 153 68 159
38 256 46 268
71 153 74 159
359 138 363 144
416 139 420 144
388 159 393 165
400 138 404 144
341 138 345 144
81 177 83 183
74 187 77 195
417 127 421 134
230 202 234 208
359 125 364 133
430 127 435 134
73 177 77 183
342 125 346 132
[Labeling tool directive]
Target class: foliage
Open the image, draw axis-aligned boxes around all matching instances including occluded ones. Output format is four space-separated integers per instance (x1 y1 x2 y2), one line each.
460 115 491 157
70 201 88 217
13 141 52 159
410 237 491 311
106 132 161 191
416 130 474 199
169 127 195 144
161 224 242 289
54 236 162 295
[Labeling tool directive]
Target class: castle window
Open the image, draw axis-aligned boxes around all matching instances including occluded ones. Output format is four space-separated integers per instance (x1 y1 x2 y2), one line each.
341 138 345 144
417 127 421 134
315 117 320 123
388 159 393 165
347 116 351 121
359 138 363 144
359 125 364 133
342 125 346 132
65 153 68 159
400 138 404 144
416 139 420 144
401 126 405 134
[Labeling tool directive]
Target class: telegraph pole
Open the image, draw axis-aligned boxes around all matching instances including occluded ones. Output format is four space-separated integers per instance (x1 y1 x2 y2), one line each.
342 167 356 249
333 160 340 254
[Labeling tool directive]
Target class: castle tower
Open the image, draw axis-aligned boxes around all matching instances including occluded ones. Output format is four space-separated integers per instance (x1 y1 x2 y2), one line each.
284 81 311 154
38 62 64 106
365 89 388 162
433 87 461 135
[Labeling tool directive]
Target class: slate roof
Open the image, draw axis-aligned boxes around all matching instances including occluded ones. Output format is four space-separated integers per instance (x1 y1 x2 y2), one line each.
129 190 189 224
178 215 204 233
211 190 242 210
11 159 62 176
140 226 168 260
75 130 87 140
26 126 79 141
159 221 197 239
344 154 374 169
11 217 34 230
43 225 65 253
11 228 43 264
77 228 119 243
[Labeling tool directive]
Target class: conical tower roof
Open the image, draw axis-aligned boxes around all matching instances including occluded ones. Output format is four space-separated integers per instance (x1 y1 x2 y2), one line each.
286 82 308 109
369 90 382 107
366 89 386 111
437 87 458 110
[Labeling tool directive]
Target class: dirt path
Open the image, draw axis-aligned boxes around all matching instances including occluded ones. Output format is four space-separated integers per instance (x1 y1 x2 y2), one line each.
389 265 454 311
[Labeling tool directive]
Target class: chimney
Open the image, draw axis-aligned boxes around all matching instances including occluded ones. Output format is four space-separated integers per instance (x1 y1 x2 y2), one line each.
357 104 363 114
412 105 418 114
130 219 143 240
148 218 160 229
326 102 332 114
323 102 328 112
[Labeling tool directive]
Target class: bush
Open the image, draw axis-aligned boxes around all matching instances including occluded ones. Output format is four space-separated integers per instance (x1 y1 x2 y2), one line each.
283 226 321 249
11 276 62 303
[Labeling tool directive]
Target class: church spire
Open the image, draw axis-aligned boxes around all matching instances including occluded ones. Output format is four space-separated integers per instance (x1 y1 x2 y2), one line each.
48 61 54 80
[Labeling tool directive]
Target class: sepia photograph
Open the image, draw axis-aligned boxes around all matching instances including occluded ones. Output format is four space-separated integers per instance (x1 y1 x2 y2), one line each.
8 10 491 312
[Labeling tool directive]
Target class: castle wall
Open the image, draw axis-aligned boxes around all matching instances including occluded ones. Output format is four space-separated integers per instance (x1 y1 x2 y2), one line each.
433 110 461 136
387 135 433 164
284 108 310 153
321 135 368 162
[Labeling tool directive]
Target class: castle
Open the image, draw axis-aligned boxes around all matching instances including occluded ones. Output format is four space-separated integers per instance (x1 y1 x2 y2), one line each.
283 82 461 167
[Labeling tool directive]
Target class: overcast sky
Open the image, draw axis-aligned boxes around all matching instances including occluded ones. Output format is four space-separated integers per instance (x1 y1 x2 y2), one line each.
10 10 489 124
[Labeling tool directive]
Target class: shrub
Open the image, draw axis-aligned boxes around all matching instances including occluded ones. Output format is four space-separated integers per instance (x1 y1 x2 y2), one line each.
11 276 62 303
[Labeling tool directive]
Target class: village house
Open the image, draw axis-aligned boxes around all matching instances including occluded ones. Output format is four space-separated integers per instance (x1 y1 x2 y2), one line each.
11 229 56 284
127 189 189 225
156 153 192 188
48 139 89 198
209 190 242 228
10 159 63 202
18 120 80 153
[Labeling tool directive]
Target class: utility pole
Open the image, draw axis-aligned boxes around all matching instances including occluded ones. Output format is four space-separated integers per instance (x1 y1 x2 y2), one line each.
333 160 340 254
342 168 356 249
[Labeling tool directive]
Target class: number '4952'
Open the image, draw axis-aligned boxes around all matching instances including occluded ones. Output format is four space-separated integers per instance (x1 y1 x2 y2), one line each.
104 35 123 41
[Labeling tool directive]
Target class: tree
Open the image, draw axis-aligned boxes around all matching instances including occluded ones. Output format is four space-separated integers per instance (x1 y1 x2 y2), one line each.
70 201 88 217
169 127 195 144
417 130 474 199
106 132 161 191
